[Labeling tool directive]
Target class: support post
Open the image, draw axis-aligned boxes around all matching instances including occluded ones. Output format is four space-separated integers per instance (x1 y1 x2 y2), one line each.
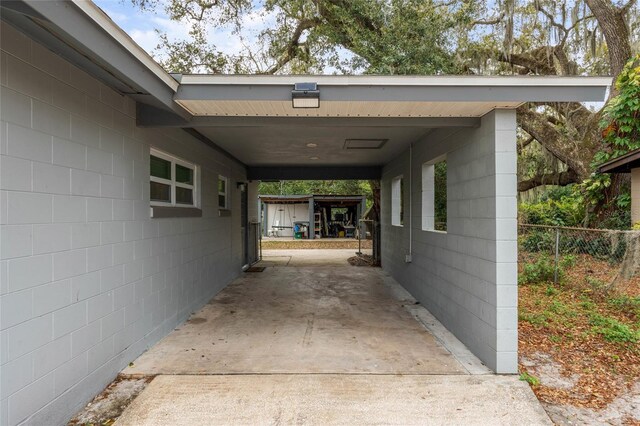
554 227 560 284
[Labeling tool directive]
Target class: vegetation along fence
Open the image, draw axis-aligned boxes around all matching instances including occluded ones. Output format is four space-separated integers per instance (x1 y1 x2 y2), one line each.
519 224 640 287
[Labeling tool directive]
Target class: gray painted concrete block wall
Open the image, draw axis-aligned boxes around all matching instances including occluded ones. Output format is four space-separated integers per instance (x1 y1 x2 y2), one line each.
381 110 518 373
0 22 246 425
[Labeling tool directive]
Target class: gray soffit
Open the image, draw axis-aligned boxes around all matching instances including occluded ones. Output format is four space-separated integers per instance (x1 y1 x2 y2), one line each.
136 108 482 128
248 166 382 180
0 0 188 119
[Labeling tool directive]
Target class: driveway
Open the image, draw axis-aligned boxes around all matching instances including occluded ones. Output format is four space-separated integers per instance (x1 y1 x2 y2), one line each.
116 250 551 425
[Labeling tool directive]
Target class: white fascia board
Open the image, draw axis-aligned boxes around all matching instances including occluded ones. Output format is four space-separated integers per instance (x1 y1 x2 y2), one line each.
72 0 179 92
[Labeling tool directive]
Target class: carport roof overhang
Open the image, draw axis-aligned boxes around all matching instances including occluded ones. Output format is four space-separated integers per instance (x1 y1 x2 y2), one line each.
169 74 611 120
150 75 610 180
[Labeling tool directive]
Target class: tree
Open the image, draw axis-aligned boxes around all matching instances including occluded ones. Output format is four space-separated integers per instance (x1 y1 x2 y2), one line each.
130 0 467 75
458 0 639 205
580 54 640 223
258 180 373 208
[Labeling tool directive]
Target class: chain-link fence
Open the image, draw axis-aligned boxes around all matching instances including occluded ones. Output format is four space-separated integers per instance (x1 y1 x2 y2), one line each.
519 224 640 285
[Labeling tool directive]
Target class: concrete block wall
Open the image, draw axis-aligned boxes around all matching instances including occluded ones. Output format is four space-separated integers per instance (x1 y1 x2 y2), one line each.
0 22 246 425
381 110 518 373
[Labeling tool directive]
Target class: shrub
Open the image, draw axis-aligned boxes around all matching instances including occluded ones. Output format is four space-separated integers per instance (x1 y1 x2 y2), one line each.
519 255 559 284
560 254 576 269
521 230 555 253
599 209 632 231
519 187 585 227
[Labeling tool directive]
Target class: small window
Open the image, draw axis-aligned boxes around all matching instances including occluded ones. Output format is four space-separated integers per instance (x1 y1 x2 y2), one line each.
391 176 403 227
150 148 198 207
422 158 446 232
218 175 228 209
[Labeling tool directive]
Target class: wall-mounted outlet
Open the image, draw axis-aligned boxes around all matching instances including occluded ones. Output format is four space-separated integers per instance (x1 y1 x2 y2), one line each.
405 254 412 263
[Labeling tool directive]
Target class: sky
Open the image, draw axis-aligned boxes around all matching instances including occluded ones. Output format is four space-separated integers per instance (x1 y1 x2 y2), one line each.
92 0 271 65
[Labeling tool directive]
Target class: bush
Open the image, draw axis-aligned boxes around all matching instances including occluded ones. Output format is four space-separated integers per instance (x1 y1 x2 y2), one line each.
519 187 585 227
599 209 632 231
560 254 576 269
519 255 559 284
521 230 555 252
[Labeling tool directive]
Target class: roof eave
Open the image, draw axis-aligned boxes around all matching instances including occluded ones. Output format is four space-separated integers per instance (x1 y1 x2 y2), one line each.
598 149 640 174
1 0 188 119
174 76 612 105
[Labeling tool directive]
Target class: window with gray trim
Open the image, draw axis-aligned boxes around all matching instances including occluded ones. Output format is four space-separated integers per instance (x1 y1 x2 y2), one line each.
150 148 198 208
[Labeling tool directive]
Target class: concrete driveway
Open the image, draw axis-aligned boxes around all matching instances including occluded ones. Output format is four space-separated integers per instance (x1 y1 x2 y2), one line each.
116 250 550 425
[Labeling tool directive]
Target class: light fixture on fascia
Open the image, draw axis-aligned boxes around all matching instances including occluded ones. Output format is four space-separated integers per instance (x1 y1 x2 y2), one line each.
306 143 318 148
309 156 319 160
292 82 320 108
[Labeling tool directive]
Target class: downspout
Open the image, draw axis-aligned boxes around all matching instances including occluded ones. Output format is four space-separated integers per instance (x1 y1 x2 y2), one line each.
406 143 413 263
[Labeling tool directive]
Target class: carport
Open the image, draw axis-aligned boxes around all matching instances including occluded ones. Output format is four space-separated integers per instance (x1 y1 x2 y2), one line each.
139 73 611 373
0 2 612 423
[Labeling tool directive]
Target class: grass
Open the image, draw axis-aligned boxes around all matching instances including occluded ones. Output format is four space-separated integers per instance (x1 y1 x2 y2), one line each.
589 313 639 343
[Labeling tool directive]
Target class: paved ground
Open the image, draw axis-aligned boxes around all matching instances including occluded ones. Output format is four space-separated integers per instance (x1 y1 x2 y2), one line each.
117 250 551 425
115 375 551 426
124 253 464 375
258 248 360 266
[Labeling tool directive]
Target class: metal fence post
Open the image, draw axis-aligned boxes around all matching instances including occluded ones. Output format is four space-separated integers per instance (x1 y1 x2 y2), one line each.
554 227 560 284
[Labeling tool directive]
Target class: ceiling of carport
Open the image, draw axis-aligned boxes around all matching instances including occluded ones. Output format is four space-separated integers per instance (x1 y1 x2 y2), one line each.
195 125 431 166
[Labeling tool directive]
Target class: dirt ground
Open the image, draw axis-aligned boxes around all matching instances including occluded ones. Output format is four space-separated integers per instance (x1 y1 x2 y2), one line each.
261 239 372 250
518 253 640 425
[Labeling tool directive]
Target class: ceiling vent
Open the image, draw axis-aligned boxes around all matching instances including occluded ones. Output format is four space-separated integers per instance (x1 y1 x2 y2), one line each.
343 139 388 150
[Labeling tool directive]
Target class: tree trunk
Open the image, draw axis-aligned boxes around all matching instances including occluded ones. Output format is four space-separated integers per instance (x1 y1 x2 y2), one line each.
584 0 632 81
368 180 381 222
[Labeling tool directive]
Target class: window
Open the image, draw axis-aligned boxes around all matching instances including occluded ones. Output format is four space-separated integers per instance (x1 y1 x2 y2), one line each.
218 175 228 209
391 176 403 227
150 148 198 207
422 158 446 232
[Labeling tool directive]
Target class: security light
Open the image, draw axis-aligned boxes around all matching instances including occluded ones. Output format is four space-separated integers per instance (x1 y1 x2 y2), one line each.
292 82 320 108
